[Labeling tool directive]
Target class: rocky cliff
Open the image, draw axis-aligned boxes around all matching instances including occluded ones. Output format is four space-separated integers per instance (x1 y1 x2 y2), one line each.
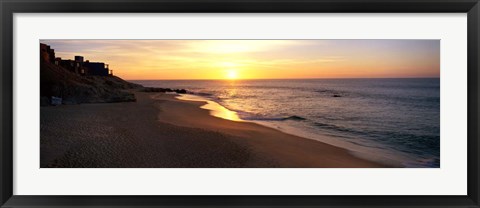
40 45 143 105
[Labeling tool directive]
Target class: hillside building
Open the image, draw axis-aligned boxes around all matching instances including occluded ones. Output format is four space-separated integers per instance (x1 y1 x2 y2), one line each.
41 43 113 76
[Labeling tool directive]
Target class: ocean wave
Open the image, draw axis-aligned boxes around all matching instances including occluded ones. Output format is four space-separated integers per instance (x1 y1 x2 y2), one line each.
192 92 215 97
314 121 440 157
242 115 307 121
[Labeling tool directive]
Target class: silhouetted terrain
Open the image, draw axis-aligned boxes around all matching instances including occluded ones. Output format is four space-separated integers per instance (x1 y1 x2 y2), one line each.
40 44 143 105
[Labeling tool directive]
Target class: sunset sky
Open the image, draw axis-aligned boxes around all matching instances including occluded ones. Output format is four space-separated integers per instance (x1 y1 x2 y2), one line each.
41 40 440 80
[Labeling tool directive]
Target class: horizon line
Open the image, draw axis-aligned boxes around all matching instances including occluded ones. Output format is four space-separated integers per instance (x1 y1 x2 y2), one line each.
126 77 440 81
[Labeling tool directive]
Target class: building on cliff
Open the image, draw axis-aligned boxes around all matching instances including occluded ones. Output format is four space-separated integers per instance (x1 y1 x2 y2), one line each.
83 61 109 76
41 43 113 76
40 43 55 63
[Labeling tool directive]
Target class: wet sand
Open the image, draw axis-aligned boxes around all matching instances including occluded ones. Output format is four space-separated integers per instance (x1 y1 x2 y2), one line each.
40 92 387 168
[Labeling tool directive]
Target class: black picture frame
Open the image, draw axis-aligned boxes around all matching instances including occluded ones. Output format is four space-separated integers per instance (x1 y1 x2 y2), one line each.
1 0 479 207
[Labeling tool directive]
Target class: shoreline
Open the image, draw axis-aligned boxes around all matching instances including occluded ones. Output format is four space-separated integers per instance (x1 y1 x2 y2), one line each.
176 93 408 167
153 92 390 168
40 91 391 168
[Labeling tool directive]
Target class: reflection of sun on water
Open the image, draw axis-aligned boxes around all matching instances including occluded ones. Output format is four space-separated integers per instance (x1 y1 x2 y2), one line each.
176 94 242 121
203 102 241 121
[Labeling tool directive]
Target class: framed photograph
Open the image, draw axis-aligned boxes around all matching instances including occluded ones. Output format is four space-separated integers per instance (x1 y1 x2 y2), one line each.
1 0 479 207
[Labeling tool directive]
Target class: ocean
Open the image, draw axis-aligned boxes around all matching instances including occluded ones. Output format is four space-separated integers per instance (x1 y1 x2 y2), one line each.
132 78 440 168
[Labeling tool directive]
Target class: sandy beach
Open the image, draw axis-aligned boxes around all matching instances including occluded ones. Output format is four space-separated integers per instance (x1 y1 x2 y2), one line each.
40 91 387 168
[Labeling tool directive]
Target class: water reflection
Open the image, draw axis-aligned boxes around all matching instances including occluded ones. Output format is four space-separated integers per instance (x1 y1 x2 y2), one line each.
176 94 242 121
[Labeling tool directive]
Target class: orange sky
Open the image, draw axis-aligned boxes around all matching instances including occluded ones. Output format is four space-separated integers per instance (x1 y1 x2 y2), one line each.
41 40 440 80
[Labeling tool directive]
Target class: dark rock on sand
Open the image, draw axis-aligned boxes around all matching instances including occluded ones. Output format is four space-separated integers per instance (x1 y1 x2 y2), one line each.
174 89 187 94
142 87 170 93
143 87 188 94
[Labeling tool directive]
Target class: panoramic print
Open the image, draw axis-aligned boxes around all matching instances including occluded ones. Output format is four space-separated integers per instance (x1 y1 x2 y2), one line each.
40 40 440 168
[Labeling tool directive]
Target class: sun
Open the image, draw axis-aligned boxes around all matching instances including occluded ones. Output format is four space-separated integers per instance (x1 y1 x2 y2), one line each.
226 70 238 79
